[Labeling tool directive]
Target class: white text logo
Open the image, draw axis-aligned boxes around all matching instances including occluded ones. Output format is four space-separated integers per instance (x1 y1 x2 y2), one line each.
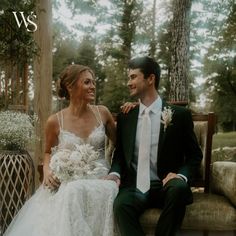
12 11 37 32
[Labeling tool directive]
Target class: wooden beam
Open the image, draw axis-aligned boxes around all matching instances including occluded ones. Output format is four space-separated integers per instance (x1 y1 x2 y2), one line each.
34 0 52 185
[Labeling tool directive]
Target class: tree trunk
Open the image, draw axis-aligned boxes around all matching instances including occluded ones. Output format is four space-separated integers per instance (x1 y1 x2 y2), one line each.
5 63 10 108
149 0 157 57
33 0 52 183
169 0 192 102
0 72 1 97
16 65 20 105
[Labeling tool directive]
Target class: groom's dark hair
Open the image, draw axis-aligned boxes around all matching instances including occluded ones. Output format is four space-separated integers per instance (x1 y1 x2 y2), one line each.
128 56 161 90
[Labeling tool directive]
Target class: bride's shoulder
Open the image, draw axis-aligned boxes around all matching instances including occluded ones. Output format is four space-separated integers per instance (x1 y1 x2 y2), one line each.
96 105 112 117
96 105 109 112
45 113 60 132
48 108 67 124
89 105 112 124
47 113 58 123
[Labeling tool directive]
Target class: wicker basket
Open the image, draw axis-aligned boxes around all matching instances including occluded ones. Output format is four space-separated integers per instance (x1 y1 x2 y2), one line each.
0 150 35 234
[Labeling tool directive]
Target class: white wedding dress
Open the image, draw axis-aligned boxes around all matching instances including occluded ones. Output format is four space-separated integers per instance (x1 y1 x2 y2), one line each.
4 107 119 236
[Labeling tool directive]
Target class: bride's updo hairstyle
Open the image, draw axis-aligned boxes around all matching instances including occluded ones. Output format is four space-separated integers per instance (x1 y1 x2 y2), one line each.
58 64 95 100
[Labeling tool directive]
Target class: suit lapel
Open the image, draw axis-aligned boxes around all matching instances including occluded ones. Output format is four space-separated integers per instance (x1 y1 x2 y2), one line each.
157 100 167 157
122 106 139 166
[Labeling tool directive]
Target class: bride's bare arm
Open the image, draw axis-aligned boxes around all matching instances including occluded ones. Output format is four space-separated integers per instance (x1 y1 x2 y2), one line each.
43 115 60 189
99 105 116 144
99 106 121 185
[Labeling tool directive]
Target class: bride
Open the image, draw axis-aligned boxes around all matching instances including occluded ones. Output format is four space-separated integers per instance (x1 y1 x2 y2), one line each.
4 64 120 236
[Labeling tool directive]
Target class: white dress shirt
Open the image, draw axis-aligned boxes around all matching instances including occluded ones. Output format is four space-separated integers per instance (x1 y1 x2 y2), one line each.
131 97 162 180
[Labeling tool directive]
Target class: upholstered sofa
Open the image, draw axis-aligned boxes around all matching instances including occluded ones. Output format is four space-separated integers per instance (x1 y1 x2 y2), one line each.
140 161 236 235
138 113 236 235
105 112 236 235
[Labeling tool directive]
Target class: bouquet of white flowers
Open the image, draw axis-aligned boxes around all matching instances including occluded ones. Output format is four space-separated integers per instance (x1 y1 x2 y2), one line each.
49 143 104 182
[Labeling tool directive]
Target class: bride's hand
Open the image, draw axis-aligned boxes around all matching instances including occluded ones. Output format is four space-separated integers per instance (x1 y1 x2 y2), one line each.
103 174 121 186
120 101 139 114
43 165 60 190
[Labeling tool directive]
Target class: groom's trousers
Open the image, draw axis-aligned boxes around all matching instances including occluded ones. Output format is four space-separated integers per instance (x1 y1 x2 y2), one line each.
114 178 193 236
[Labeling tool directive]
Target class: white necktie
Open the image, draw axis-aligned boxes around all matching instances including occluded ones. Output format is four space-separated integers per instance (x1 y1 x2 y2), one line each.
137 108 151 193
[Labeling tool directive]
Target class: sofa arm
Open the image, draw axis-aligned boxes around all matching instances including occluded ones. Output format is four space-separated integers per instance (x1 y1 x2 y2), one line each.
211 161 236 207
105 136 115 164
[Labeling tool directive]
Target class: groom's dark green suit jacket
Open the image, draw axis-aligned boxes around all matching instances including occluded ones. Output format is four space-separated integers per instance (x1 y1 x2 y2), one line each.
110 101 203 189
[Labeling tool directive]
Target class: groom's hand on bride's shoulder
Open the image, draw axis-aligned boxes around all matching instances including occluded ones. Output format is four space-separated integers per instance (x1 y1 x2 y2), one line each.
103 174 121 186
120 101 139 114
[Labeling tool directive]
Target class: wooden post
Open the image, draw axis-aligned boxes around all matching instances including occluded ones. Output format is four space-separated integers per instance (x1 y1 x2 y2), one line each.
33 0 52 186
23 63 29 112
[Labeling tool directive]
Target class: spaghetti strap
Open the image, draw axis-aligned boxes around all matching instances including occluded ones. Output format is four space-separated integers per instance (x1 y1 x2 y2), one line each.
89 105 103 126
56 113 61 129
96 106 103 125
56 111 64 130
60 111 64 129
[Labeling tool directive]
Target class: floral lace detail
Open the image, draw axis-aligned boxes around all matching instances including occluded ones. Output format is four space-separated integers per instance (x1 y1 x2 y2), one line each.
59 124 106 158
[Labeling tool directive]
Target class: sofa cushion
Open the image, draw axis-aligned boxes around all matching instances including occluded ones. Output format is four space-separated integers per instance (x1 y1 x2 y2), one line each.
212 147 236 162
140 193 236 234
211 161 236 206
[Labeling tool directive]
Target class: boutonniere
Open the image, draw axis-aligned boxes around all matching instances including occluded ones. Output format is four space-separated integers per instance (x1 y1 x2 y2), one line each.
161 106 173 132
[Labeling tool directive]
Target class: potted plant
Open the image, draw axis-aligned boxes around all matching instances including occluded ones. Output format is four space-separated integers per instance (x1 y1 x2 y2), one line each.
0 110 35 232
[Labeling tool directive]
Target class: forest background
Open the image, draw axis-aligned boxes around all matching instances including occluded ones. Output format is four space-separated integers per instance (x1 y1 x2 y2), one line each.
0 0 235 132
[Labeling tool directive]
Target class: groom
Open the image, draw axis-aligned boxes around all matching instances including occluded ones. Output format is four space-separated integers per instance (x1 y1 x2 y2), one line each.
107 56 203 236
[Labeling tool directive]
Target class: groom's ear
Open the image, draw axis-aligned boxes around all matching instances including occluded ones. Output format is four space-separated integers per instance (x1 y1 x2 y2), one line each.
148 74 155 86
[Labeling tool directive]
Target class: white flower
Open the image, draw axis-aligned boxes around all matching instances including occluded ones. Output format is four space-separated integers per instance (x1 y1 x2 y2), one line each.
0 111 35 150
161 106 173 132
49 144 100 182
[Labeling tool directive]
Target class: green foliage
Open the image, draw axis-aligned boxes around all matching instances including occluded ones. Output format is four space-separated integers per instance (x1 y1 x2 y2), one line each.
101 61 131 113
53 37 78 97
51 0 236 116
53 23 99 84
203 1 236 131
65 0 99 16
97 0 142 110
52 0 142 111
74 35 106 103
63 0 109 36
0 0 38 64
156 21 172 100
52 24 106 104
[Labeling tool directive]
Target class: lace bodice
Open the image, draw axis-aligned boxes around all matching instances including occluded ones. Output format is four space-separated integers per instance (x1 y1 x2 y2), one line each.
56 105 106 158
52 106 109 180
58 124 106 158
